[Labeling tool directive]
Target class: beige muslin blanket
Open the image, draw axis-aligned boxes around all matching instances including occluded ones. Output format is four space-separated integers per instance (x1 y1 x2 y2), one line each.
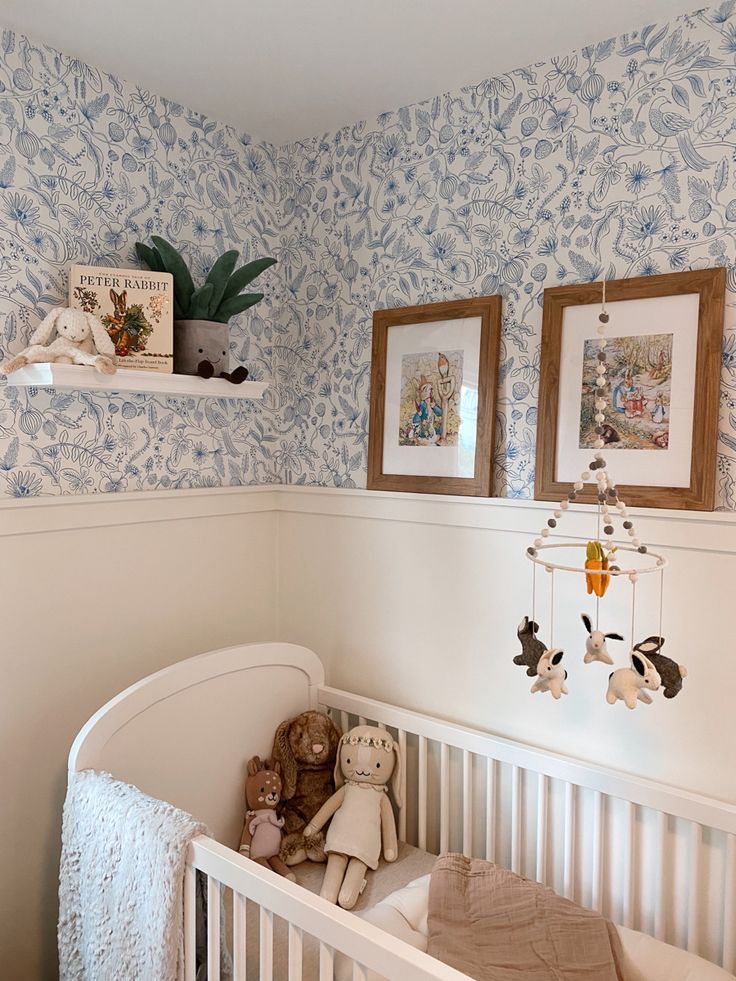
427 854 627 981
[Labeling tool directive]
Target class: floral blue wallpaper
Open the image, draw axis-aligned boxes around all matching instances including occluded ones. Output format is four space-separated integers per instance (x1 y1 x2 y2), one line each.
3 7 736 506
271 5 736 509
0 29 281 494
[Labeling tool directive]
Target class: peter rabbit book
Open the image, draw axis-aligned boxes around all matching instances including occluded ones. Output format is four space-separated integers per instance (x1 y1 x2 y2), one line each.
68 265 174 372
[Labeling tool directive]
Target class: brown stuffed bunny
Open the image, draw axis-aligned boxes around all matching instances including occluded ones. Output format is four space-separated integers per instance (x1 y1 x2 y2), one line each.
272 710 341 866
239 756 295 880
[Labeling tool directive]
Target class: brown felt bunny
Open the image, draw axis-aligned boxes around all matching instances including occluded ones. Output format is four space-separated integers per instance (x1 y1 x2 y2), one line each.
239 757 294 880
271 710 341 866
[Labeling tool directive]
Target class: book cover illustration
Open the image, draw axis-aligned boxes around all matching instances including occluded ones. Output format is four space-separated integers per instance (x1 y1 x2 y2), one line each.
69 265 174 372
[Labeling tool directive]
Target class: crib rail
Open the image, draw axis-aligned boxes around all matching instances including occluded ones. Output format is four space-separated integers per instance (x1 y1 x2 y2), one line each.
318 685 736 973
185 837 467 981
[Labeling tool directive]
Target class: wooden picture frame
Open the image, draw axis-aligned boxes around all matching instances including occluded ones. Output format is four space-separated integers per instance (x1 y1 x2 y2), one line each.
536 268 725 511
367 296 501 496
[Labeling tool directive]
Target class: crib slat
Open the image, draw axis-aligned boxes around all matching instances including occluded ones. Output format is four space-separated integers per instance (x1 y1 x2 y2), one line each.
623 801 635 929
352 965 369 981
340 711 349 735
463 750 473 857
687 822 702 954
511 765 521 875
485 758 496 862
260 907 274 981
591 791 604 912
232 891 247 981
654 810 667 941
319 942 334 981
536 773 548 884
288 923 303 981
440 742 449 854
207 876 221 981
358 716 367 727
724 834 736 972
183 864 196 981
563 783 575 900
418 735 428 851
398 729 407 841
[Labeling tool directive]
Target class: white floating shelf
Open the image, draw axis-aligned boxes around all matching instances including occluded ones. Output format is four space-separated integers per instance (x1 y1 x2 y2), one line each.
2 363 268 401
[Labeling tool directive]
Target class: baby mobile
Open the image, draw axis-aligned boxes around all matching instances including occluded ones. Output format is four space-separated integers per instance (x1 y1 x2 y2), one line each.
514 282 687 708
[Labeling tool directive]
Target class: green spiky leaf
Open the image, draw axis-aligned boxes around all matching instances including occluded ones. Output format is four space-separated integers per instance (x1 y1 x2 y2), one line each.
134 242 166 273
204 250 239 318
136 241 183 316
189 283 215 320
151 235 195 313
213 292 264 323
221 257 276 302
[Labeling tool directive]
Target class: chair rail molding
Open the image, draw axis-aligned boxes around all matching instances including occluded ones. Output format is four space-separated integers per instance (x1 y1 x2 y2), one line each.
3 483 736 553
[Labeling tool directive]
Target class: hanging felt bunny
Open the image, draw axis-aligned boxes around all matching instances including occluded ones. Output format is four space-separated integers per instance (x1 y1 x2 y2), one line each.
632 636 686 699
0 307 116 375
513 616 547 676
303 725 401 910
531 649 568 698
606 651 661 709
581 613 624 666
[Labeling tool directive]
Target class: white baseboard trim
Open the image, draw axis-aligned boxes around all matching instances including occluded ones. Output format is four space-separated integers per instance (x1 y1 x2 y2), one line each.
1 483 736 553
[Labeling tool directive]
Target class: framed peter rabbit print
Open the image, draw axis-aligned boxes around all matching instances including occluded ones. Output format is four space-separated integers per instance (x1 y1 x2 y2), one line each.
536 269 725 511
367 296 502 497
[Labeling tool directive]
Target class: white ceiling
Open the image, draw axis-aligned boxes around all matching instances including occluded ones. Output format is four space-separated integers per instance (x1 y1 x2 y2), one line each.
5 0 695 145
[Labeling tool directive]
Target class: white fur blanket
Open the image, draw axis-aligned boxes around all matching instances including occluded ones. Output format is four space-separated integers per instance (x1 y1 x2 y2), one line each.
58 769 208 981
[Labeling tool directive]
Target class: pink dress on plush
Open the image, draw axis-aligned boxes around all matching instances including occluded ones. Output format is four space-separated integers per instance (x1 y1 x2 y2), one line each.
248 810 284 860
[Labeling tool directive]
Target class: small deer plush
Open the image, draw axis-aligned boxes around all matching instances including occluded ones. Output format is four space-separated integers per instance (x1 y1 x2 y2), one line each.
513 616 547 677
606 651 661 709
633 636 687 699
531 649 568 698
239 756 295 881
0 307 116 374
581 613 624 666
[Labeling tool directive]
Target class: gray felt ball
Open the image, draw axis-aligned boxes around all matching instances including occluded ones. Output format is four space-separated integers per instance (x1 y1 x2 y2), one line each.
548 518 557 528
604 524 614 535
623 520 633 530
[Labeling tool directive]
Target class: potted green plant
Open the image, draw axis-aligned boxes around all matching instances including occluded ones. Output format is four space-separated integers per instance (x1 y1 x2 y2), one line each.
135 236 276 381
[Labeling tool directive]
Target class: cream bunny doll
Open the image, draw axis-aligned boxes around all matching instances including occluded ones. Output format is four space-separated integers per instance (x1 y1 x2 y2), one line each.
0 307 116 375
304 725 401 910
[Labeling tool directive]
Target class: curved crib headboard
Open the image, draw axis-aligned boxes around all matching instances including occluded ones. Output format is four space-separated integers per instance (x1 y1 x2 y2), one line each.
69 642 324 846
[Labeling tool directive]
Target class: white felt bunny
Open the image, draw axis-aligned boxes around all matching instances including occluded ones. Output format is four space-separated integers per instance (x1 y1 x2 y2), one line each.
606 651 661 709
1 307 116 375
531 648 568 698
581 613 624 666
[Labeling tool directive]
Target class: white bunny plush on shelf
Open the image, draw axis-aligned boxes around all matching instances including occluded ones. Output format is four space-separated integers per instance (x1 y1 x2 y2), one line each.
606 651 661 709
0 307 116 375
531 648 568 698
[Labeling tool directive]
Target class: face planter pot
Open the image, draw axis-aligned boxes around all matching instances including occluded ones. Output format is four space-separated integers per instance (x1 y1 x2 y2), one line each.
174 320 230 376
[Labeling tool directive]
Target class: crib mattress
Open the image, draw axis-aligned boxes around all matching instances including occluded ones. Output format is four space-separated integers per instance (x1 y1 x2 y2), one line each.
348 874 736 981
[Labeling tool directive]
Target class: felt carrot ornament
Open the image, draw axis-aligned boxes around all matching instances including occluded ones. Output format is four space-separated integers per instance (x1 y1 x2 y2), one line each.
585 541 610 597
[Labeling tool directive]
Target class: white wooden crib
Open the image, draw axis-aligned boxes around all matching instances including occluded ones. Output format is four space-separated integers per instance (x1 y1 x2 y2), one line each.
68 642 736 980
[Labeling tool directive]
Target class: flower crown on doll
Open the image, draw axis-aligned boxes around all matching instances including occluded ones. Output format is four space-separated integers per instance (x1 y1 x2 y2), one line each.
341 733 394 752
